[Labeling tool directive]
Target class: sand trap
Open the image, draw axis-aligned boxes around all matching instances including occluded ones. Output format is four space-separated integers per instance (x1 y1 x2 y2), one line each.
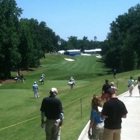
81 53 91 56
96 55 102 58
64 58 75 61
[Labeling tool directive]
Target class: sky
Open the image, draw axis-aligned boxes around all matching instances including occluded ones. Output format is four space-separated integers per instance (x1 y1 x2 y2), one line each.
16 0 140 41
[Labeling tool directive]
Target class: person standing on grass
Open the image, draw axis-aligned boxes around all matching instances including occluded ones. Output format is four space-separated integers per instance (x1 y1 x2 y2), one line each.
40 88 64 140
68 76 75 89
20 74 25 83
69 76 74 82
101 79 111 102
113 69 116 79
88 94 104 140
128 76 134 96
40 74 45 85
110 82 118 91
137 76 140 96
33 81 39 98
101 88 128 140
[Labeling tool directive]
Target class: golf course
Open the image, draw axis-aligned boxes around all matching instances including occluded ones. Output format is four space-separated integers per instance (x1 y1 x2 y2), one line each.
0 54 138 140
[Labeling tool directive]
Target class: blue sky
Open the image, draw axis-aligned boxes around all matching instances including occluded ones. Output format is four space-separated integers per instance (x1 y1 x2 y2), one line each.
16 0 140 41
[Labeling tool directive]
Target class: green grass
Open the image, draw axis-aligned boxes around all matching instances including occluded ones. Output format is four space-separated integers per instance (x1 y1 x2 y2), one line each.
0 54 139 140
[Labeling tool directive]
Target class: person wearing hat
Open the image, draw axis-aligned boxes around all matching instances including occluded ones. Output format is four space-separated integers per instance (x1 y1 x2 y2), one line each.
32 81 39 98
128 76 134 96
101 80 111 102
40 87 64 140
101 88 128 140
110 82 118 91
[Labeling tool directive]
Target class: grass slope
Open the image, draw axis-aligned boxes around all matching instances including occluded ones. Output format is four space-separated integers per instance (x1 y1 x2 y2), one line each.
0 54 139 140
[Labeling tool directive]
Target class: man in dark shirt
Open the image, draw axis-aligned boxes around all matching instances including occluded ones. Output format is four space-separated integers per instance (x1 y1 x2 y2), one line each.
101 79 111 101
40 88 64 140
113 69 117 79
101 88 128 140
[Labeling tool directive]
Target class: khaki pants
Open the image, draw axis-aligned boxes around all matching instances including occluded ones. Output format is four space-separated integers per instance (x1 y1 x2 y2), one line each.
103 128 121 140
33 89 39 98
45 120 60 140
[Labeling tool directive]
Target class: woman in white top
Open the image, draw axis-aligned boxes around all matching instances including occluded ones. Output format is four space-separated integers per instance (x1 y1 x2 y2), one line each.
128 76 134 96
137 76 140 95
88 94 104 140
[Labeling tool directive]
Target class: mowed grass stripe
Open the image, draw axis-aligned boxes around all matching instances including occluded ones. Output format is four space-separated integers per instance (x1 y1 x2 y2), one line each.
42 55 100 74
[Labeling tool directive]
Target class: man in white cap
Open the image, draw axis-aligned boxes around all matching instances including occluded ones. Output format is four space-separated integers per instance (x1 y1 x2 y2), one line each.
32 81 39 98
40 87 64 140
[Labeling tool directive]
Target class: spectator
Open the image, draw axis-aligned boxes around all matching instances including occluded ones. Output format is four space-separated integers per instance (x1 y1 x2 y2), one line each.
69 76 75 82
110 82 118 91
14 73 20 82
128 76 134 96
68 76 75 89
40 87 64 140
113 69 116 79
40 74 45 85
137 76 140 96
101 88 128 140
20 74 25 83
88 94 104 140
32 82 39 98
101 80 111 102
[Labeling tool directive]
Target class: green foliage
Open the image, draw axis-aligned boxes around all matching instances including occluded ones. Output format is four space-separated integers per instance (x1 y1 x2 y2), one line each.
59 36 102 52
104 4 140 72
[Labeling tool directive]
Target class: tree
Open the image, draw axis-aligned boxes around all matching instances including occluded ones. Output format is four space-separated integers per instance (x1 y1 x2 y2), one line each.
0 0 22 78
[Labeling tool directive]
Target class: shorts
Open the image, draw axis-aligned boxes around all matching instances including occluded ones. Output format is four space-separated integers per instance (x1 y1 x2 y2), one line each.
101 93 109 101
129 85 134 90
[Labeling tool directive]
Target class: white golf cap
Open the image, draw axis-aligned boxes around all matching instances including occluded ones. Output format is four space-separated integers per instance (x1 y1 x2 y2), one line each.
111 82 114 85
50 87 58 95
34 81 36 84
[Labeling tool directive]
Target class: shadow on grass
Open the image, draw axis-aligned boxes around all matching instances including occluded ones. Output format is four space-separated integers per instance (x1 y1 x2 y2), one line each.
96 59 104 63
28 68 35 71
29 97 37 99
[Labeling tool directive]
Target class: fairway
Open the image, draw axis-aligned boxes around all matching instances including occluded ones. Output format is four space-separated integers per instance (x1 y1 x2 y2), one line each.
0 54 138 140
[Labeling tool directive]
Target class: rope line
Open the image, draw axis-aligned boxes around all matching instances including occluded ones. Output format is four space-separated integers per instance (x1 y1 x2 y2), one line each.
0 116 39 131
0 95 88 131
